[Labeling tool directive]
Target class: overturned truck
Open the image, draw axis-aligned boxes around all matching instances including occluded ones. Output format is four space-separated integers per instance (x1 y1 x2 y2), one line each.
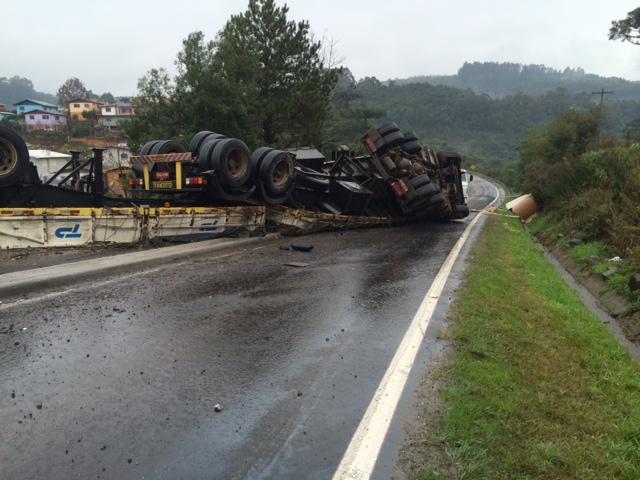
288 123 469 220
0 121 468 227
128 121 469 221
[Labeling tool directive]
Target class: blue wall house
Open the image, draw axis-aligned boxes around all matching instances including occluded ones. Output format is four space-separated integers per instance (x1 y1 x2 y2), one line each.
14 98 60 116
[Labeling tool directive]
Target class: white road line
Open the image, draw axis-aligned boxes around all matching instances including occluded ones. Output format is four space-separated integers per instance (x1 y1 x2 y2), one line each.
333 186 501 480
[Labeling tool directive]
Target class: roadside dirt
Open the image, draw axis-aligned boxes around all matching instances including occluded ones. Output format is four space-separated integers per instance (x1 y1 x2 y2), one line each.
392 343 454 479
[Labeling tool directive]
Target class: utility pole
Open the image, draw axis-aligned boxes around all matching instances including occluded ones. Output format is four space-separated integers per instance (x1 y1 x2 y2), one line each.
591 88 613 106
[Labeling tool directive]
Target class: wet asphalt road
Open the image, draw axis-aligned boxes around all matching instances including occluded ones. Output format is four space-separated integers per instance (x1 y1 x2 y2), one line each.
0 179 497 480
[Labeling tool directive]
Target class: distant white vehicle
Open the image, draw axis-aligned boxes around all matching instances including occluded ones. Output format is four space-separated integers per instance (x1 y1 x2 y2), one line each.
460 169 473 202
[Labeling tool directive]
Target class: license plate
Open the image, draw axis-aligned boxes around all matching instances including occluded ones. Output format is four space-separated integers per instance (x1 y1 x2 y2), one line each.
152 181 174 189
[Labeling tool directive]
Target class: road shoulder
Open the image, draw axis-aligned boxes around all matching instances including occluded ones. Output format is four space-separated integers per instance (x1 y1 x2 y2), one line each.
399 212 640 479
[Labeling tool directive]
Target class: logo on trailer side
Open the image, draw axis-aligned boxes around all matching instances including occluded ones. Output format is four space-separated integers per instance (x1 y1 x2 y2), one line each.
55 224 82 239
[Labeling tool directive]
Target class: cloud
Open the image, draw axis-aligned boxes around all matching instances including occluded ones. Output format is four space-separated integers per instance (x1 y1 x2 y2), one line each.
1 0 638 96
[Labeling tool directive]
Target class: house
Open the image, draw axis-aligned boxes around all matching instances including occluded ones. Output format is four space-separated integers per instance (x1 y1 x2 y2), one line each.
14 98 61 116
68 98 101 121
100 102 135 116
98 102 135 130
28 149 72 182
24 110 68 131
102 143 132 169
0 103 6 112
0 111 16 121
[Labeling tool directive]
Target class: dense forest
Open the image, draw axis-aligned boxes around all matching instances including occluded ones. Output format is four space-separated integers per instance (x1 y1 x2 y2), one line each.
0 76 57 106
393 62 640 101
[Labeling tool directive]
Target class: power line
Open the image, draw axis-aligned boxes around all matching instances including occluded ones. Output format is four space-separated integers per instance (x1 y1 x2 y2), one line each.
591 88 614 106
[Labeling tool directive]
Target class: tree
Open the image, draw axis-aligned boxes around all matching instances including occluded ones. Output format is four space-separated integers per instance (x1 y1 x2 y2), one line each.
56 78 89 106
609 7 640 45
81 109 98 138
172 31 258 144
99 92 115 104
215 0 338 146
123 0 338 150
121 68 178 151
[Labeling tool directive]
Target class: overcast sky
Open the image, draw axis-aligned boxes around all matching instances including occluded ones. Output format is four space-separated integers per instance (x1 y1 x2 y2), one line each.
2 0 639 96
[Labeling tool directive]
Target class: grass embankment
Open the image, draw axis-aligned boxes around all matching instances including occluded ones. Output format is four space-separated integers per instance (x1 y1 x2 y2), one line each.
423 214 640 479
528 211 640 311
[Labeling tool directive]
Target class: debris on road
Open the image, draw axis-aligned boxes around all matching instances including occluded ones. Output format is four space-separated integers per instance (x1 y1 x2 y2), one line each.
284 262 310 268
290 244 313 252
506 193 538 222
214 403 224 412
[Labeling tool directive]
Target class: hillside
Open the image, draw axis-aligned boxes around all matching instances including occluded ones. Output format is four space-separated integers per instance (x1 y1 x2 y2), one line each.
0 76 58 107
392 62 640 101
328 71 640 184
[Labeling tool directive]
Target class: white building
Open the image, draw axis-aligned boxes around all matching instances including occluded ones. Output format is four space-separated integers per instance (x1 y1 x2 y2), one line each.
98 103 135 130
102 143 132 170
29 149 72 182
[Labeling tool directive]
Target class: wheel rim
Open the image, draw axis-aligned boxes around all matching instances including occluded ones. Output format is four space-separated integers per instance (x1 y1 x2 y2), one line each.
226 149 249 179
0 138 18 176
271 159 291 188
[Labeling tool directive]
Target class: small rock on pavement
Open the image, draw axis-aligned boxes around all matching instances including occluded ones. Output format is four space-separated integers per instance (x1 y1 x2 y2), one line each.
629 273 640 292
569 238 583 247
214 403 224 412
601 267 618 279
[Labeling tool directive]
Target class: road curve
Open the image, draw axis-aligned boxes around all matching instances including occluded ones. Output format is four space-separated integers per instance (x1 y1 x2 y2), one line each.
0 177 498 480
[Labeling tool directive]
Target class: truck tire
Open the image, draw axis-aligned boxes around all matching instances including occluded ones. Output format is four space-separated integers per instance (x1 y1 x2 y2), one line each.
430 192 445 205
415 183 439 197
382 130 405 147
377 122 399 137
150 140 187 155
409 174 431 189
403 131 418 142
210 138 252 187
189 131 216 155
401 140 422 155
140 140 160 155
0 127 29 188
259 150 295 195
198 137 227 170
250 147 274 176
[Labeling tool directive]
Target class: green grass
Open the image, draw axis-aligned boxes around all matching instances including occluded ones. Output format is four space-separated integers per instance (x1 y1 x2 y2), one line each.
527 211 640 306
421 214 640 479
